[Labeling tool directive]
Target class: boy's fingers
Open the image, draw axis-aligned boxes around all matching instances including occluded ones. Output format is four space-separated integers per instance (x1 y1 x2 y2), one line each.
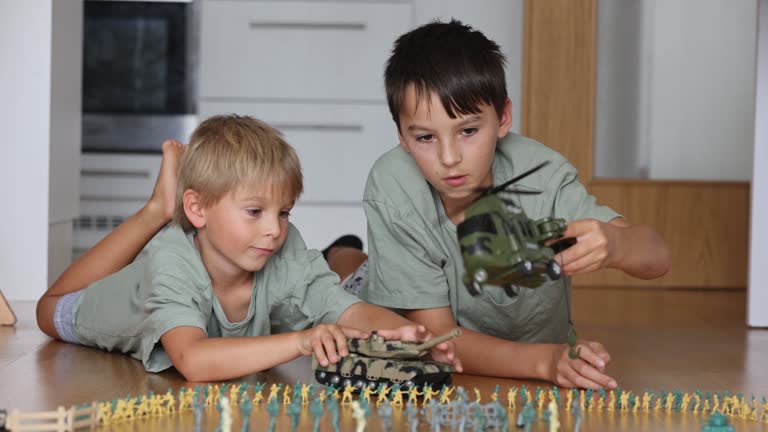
340 327 366 339
375 328 405 340
586 341 611 363
576 344 606 370
320 334 341 363
331 328 351 357
312 340 330 367
571 359 617 389
563 365 604 390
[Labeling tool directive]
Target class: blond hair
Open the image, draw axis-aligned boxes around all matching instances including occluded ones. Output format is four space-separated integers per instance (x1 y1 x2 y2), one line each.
173 114 303 232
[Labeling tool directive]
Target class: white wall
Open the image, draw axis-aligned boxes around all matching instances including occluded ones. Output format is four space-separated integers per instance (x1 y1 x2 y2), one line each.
0 0 81 301
413 0 523 134
595 0 758 180
748 0 768 327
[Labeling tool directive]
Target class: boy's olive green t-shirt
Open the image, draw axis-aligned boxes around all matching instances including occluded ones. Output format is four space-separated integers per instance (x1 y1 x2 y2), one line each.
71 224 361 372
361 133 620 343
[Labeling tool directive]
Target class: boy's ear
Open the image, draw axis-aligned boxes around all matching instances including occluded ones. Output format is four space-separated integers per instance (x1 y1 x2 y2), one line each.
497 98 513 138
183 189 207 229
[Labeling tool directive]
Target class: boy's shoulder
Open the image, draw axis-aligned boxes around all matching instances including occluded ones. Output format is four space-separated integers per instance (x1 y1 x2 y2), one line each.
494 133 572 189
363 144 435 217
145 226 210 286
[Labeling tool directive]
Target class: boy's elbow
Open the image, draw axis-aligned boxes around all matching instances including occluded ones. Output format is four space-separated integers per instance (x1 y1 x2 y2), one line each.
174 355 208 382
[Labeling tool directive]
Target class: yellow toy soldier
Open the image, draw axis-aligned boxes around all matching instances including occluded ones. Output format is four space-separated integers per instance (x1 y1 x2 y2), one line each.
229 384 240 406
664 393 675 413
713 394 721 414
283 385 292 405
579 390 586 413
607 390 616 412
439 386 455 404
474 388 482 403
377 384 392 405
98 401 112 425
537 393 546 411
301 384 312 405
620 391 630 412
318 391 327 404
702 398 711 414
750 398 759 421
341 384 356 405
149 393 162 416
565 389 573 412
680 393 691 413
135 396 150 418
110 400 126 423
408 387 423 405
741 398 751 420
390 388 405 407
596 396 605 412
693 393 701 413
508 387 519 410
641 392 651 412
267 384 281 403
423 385 441 404
123 397 136 421
760 397 768 422
332 387 341 401
205 386 216 407
252 388 264 406
547 399 560 432
362 385 377 404
164 389 176 414
632 395 640 414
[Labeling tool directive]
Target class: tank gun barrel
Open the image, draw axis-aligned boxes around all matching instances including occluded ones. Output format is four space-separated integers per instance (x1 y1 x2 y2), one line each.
413 328 462 351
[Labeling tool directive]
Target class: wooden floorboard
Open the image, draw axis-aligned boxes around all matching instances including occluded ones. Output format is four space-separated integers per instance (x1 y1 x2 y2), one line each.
2 290 767 431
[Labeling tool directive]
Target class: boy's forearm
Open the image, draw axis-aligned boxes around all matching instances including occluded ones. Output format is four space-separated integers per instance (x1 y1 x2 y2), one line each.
171 332 302 381
436 325 556 380
611 222 671 279
336 302 413 331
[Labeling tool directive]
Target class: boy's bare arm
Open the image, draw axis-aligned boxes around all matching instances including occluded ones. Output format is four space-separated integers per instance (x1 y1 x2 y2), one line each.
161 324 366 382
161 326 306 381
405 307 616 390
558 218 671 279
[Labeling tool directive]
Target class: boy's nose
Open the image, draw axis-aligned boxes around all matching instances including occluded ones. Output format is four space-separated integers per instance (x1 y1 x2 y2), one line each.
264 214 282 238
439 138 462 167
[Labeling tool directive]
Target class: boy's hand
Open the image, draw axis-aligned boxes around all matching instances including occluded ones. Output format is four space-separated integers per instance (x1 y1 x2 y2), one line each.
376 325 463 372
298 324 368 367
548 339 616 390
554 219 622 275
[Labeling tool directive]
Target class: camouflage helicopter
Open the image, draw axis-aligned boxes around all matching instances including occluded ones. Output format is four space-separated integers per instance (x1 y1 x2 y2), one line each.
457 161 576 297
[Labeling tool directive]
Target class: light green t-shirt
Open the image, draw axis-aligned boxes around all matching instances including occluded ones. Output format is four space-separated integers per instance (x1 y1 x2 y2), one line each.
71 223 361 372
361 133 620 343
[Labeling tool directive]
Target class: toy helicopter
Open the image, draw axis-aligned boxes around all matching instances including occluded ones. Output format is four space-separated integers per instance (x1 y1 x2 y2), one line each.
457 161 575 297
456 161 581 358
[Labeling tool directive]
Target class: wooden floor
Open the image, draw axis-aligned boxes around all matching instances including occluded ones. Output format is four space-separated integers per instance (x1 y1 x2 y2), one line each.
1 288 767 431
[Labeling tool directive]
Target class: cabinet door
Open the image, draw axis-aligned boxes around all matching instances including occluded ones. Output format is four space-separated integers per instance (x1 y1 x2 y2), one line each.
200 101 398 203
200 0 412 101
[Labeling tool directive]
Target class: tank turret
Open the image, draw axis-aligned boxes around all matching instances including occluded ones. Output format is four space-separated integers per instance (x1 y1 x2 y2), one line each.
314 328 462 391
347 328 462 359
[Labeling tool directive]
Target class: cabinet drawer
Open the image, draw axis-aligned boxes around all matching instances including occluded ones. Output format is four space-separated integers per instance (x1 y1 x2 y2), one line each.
200 101 398 203
200 0 412 101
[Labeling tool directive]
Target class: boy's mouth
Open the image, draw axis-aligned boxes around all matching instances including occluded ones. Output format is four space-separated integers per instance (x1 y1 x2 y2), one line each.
443 175 467 187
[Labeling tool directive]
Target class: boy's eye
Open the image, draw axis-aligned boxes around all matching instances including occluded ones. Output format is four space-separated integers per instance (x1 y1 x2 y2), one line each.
246 208 262 217
461 128 479 136
416 134 434 143
279 210 292 219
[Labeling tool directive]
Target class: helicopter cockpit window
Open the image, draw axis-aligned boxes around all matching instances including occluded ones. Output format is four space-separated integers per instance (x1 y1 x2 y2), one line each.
457 214 497 238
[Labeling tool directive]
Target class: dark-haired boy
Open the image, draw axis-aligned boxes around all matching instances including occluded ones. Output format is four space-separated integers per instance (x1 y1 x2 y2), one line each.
357 20 670 388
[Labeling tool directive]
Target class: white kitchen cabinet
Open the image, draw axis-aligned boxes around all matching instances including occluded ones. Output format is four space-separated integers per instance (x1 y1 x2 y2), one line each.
200 0 413 101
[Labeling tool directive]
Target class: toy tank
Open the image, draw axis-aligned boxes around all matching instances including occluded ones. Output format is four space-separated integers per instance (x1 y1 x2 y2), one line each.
313 328 461 390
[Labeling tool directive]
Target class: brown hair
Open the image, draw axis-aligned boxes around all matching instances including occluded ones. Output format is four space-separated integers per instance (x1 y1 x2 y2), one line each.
173 114 303 232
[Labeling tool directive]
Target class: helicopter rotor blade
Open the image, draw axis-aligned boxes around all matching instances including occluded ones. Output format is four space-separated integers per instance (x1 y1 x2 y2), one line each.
498 189 542 195
488 161 550 195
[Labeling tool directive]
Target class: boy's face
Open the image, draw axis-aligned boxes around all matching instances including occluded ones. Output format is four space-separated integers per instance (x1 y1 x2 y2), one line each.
191 184 294 276
397 86 512 216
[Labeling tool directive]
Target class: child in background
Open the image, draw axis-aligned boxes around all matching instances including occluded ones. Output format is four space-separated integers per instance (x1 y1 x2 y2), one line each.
356 20 670 389
37 115 459 381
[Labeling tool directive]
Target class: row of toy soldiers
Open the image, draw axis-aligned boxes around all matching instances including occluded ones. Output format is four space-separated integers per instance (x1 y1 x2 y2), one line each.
92 381 768 425
506 386 768 424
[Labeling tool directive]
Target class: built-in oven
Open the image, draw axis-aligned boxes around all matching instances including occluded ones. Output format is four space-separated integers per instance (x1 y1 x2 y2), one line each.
81 0 198 153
